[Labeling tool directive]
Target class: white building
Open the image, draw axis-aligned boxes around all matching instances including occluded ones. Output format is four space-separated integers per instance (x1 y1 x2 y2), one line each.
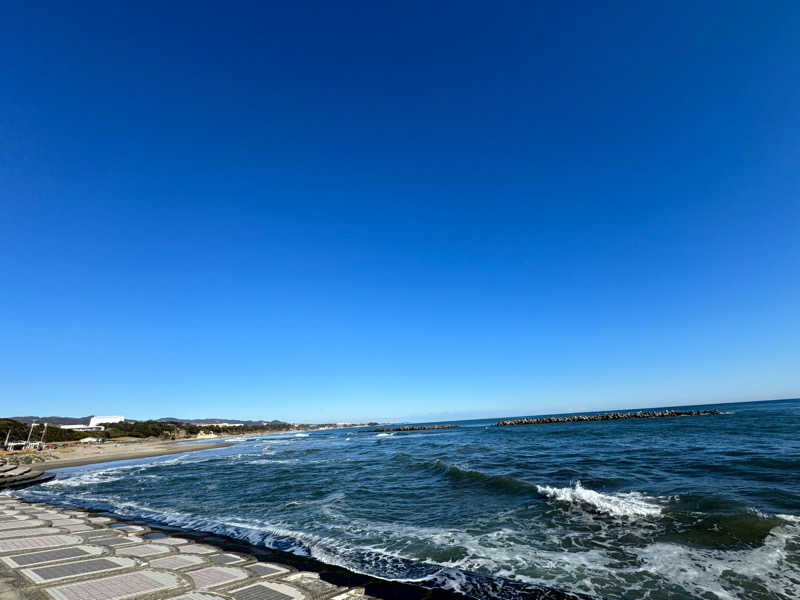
60 424 105 432
89 416 124 427
59 415 124 432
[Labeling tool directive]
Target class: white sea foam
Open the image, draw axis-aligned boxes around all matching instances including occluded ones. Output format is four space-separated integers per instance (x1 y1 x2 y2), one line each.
635 517 800 600
38 450 231 489
535 481 664 518
376 433 393 437
294 433 309 437
776 513 800 523
748 507 770 519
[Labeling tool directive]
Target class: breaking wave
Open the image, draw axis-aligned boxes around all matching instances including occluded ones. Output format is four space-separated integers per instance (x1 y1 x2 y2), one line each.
535 481 665 518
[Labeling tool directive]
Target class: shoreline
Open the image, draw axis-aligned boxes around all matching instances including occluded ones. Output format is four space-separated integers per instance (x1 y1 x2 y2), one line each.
0 494 589 600
0 494 459 600
35 441 234 470
1 430 597 600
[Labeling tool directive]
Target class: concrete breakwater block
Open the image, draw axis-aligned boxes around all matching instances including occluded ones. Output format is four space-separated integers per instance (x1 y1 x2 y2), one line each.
21 556 136 584
45 569 182 600
1 546 103 569
0 535 83 554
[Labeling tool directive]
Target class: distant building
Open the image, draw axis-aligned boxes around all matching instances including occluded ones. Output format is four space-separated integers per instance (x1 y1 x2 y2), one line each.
59 415 124 432
60 424 105 432
89 416 124 427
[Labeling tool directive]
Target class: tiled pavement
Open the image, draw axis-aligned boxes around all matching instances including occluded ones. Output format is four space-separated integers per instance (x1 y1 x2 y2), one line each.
0 496 373 600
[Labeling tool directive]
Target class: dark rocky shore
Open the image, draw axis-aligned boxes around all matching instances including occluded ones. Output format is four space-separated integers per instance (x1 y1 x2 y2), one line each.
359 425 460 433
495 409 720 427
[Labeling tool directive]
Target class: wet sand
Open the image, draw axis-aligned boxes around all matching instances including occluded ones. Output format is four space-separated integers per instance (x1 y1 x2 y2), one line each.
30 441 233 470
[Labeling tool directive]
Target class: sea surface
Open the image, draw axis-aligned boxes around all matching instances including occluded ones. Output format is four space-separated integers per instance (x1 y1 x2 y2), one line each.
11 399 800 600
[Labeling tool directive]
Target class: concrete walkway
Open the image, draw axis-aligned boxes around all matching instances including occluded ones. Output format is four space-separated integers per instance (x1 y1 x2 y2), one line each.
0 497 371 600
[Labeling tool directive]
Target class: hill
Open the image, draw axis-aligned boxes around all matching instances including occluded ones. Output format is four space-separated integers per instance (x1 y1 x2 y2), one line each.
11 415 93 425
0 419 86 443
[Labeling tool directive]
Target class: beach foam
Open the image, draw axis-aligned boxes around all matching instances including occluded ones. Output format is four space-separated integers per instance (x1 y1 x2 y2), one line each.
635 517 800 600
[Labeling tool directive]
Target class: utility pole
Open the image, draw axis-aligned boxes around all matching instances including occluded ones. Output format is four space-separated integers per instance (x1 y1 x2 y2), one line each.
25 422 37 447
39 423 48 446
3 429 9 449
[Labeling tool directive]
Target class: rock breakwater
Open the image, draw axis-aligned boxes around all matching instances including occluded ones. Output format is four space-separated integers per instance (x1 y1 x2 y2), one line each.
359 424 460 433
495 409 719 427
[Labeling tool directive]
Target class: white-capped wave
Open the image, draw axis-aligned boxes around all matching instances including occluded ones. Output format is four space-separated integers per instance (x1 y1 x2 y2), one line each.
376 433 393 438
535 481 664 518
776 513 800 523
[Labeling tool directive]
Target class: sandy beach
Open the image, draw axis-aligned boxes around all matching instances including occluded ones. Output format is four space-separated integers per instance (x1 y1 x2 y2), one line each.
2 440 233 471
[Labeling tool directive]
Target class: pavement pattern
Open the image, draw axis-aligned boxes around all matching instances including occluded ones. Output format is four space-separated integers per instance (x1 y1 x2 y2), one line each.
0 496 372 600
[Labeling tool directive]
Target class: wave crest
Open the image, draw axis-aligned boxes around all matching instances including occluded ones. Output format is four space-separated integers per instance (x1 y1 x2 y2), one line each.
536 481 664 518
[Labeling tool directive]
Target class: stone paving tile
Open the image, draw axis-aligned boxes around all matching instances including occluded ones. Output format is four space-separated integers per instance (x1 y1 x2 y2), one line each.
62 524 94 533
2 527 64 539
1 546 103 568
285 573 345 599
45 569 182 600
156 537 189 545
87 517 114 524
229 582 305 600
210 553 247 565
148 554 206 570
179 543 217 555
0 535 82 554
112 525 146 533
247 564 289 578
115 543 171 557
0 519 46 531
329 590 365 600
21 556 135 584
48 519 85 527
0 515 27 522
89 537 138 547
24 511 62 519
188 566 249 590
170 593 231 600
79 529 119 539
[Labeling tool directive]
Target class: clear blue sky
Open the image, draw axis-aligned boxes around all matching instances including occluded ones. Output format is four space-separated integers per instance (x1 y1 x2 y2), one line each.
1 2 798 423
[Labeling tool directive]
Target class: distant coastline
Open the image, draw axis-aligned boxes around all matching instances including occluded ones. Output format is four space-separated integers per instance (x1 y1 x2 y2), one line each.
29 440 234 470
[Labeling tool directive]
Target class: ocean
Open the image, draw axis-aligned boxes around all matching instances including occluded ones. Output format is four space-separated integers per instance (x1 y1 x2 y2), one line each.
11 399 800 600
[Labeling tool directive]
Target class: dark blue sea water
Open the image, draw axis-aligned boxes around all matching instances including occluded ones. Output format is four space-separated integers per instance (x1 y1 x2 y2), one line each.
11 399 800 600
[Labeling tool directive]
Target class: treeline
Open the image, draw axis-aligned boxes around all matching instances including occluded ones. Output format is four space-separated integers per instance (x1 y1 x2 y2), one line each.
103 419 297 439
0 419 85 443
2 417 355 445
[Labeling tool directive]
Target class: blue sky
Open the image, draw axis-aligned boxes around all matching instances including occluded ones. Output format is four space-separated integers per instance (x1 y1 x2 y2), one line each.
1 2 798 422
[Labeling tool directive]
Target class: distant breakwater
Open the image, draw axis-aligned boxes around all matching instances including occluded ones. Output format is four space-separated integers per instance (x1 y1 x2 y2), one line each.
359 425 460 433
495 409 720 427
